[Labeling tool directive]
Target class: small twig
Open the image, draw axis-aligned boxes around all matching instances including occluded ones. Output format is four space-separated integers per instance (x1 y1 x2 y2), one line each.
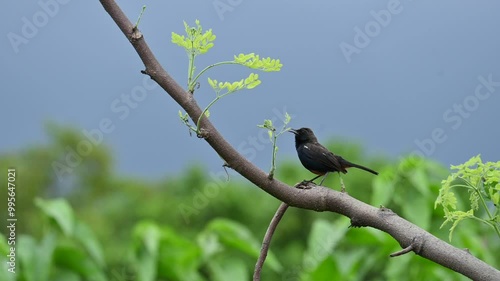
253 202 289 281
222 163 230 181
134 5 146 29
390 244 414 257
340 176 346 193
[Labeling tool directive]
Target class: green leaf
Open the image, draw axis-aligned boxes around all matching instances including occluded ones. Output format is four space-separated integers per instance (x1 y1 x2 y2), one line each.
183 21 190 36
408 167 431 198
246 80 261 89
171 32 187 48
371 168 395 206
284 112 291 124
134 222 203 281
53 244 107 281
469 188 480 210
436 189 457 211
264 119 273 129
226 81 238 92
204 219 259 254
35 198 75 236
208 73 260 95
197 232 223 261
303 256 340 281
206 256 248 281
257 119 273 130
402 195 432 230
447 210 474 241
303 219 350 272
243 73 261 89
132 221 162 281
204 218 282 272
233 53 282 71
492 190 500 206
18 233 57 281
173 20 216 56
208 78 216 89
73 222 106 268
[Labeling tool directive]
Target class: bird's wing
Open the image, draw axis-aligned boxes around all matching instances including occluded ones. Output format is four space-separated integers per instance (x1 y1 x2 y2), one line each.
323 151 348 173
310 143 346 173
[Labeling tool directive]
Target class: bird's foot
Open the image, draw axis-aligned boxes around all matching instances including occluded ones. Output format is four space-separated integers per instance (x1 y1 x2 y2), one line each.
295 180 315 189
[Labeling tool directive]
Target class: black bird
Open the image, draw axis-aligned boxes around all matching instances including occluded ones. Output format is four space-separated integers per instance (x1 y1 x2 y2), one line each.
290 127 378 186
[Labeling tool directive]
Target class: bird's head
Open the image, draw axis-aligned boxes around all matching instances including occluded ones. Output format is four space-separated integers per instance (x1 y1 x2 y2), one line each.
289 127 318 145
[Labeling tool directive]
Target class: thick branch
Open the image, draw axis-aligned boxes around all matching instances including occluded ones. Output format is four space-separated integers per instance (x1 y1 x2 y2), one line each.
98 1 500 280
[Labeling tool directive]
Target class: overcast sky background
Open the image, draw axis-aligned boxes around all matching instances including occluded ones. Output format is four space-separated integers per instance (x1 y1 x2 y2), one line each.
2 1 500 180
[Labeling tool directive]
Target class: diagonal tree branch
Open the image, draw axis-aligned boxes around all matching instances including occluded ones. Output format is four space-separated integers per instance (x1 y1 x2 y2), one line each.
98 1 500 280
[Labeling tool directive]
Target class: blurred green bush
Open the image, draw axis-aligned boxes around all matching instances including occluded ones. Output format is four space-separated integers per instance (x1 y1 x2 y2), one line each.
0 125 498 281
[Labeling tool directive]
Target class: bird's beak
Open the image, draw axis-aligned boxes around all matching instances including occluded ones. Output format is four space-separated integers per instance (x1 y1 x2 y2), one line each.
289 128 298 135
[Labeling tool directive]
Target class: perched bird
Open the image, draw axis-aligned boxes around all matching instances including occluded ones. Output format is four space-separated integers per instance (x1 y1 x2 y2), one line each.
289 127 378 187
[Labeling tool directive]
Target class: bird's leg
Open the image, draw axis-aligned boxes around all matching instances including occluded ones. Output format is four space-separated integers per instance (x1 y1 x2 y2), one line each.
319 172 329 186
305 174 322 183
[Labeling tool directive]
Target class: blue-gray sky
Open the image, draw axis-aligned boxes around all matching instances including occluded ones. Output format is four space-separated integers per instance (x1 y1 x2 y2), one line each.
2 1 500 180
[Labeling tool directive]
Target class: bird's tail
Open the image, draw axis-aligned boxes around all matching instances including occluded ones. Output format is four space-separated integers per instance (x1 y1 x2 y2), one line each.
340 158 378 175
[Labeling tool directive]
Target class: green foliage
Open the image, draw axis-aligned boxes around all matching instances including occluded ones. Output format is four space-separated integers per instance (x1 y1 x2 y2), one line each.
171 20 216 56
9 198 106 281
200 219 281 272
372 156 445 231
1 127 499 280
207 73 261 93
257 113 292 179
435 155 500 240
233 53 283 72
34 198 75 236
132 221 204 281
172 20 282 134
171 20 216 96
